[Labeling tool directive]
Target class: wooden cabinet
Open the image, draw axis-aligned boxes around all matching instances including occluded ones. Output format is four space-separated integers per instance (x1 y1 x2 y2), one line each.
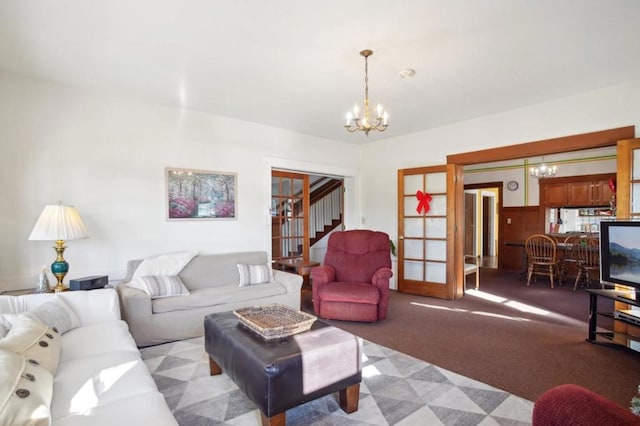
567 182 591 206
543 183 568 207
596 179 615 206
540 174 615 207
567 180 614 206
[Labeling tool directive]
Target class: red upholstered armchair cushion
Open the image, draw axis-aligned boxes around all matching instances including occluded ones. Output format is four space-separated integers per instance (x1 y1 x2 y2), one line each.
532 384 640 426
323 229 391 282
311 230 393 322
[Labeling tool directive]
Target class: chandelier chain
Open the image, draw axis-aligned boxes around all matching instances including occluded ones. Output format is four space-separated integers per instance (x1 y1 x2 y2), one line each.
364 54 369 115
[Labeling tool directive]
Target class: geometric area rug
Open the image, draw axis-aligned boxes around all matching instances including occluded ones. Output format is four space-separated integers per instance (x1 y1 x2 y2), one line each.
140 336 534 426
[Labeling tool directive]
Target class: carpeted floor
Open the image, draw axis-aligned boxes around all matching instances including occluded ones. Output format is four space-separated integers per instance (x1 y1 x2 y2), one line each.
304 269 640 408
141 336 534 426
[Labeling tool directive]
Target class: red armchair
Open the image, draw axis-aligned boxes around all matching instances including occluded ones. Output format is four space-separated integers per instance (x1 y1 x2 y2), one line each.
310 229 393 322
533 384 640 425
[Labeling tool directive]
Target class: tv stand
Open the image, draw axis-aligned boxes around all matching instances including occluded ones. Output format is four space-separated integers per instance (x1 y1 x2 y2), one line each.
586 289 640 352
617 293 639 303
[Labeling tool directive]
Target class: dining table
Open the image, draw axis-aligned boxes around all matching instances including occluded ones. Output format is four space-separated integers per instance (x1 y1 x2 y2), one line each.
505 238 598 281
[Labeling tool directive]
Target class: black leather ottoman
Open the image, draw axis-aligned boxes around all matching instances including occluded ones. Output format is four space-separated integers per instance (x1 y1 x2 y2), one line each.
204 311 362 426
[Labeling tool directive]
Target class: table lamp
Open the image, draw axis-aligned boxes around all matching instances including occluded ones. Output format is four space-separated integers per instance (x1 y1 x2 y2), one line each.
28 204 89 292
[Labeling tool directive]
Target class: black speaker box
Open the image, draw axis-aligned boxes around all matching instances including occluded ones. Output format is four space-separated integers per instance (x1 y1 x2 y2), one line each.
69 275 109 291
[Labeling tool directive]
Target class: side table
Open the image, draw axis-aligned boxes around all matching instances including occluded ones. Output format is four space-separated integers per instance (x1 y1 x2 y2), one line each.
273 259 320 290
1 284 113 295
1 288 37 296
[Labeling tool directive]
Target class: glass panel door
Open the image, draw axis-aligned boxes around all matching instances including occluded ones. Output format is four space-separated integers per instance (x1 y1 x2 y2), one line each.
398 165 454 298
271 171 309 262
616 138 640 219
630 146 640 216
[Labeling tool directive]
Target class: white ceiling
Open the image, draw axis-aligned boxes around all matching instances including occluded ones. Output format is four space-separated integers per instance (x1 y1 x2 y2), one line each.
1 1 639 143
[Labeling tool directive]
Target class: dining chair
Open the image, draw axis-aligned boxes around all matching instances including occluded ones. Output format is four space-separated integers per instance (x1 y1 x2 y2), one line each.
525 234 561 288
573 236 602 291
464 254 480 291
560 234 583 283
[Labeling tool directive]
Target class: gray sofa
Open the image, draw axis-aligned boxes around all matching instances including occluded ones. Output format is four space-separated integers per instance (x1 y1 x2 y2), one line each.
116 251 302 347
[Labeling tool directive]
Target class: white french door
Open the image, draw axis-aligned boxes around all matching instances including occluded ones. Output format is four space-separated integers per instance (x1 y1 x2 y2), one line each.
397 165 462 299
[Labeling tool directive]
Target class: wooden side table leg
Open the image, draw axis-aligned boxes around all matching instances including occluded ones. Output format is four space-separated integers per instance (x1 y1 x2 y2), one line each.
260 411 285 426
209 356 222 375
339 383 360 413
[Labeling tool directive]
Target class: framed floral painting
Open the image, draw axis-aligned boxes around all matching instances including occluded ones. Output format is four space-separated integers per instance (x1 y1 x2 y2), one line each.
166 167 237 220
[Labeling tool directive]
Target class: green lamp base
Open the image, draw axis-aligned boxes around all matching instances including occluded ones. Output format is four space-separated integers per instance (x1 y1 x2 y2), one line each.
51 240 70 292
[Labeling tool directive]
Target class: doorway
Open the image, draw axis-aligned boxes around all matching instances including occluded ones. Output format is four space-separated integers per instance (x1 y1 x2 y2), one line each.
464 193 476 256
271 170 345 264
481 191 498 268
271 171 309 262
448 126 634 296
464 183 501 269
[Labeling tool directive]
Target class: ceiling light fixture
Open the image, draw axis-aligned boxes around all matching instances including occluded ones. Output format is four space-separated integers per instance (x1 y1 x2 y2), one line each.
400 68 416 79
530 158 557 179
345 49 388 136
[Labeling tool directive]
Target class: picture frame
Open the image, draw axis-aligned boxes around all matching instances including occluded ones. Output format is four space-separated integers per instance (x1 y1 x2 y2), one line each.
166 167 237 220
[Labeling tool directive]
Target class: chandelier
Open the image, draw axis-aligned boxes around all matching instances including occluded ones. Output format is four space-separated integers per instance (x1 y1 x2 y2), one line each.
530 158 557 178
344 49 389 136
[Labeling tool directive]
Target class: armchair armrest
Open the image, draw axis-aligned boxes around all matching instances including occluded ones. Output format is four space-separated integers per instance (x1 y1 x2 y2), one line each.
372 267 393 321
372 267 393 288
310 265 335 317
310 265 335 286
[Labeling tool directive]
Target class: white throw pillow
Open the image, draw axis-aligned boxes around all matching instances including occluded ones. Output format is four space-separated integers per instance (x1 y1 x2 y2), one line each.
132 251 197 279
237 264 274 287
0 315 62 375
0 349 54 426
127 275 190 299
22 297 80 334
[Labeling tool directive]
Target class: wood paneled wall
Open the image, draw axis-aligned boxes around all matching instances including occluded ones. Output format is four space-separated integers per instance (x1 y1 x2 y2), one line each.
500 206 542 271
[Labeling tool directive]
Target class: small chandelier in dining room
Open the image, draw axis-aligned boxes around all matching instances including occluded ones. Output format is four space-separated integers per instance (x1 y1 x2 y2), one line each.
344 49 389 136
530 158 557 178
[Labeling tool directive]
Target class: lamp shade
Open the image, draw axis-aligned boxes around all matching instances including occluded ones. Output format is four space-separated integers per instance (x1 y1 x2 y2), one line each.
28 205 89 241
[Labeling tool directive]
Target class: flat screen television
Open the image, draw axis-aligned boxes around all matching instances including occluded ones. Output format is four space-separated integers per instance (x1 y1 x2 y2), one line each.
600 220 640 295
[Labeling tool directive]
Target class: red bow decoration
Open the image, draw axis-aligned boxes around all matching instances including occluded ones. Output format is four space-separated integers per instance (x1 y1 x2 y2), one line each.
608 177 616 193
416 190 432 215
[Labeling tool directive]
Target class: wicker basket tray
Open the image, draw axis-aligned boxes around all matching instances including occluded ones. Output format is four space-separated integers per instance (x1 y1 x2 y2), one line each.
233 304 316 340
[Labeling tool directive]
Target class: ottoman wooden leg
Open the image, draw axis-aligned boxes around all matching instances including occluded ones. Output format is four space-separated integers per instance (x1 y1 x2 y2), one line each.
260 411 285 426
339 383 360 413
209 356 222 375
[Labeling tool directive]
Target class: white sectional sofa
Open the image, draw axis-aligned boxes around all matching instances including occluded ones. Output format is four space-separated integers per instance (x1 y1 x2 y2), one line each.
0 288 177 426
117 251 303 347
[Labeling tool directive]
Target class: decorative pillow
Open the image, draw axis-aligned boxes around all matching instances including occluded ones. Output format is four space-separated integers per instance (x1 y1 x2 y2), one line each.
127 275 190 299
237 264 274 287
23 297 80 335
0 322 8 339
0 315 62 375
132 251 197 279
0 349 54 426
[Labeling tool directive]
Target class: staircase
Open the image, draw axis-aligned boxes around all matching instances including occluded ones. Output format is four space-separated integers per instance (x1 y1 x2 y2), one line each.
271 176 344 260
309 178 343 246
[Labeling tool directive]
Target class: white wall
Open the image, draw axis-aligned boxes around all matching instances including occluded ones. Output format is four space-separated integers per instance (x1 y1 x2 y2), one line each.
360 79 640 244
3 72 640 291
0 72 360 290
